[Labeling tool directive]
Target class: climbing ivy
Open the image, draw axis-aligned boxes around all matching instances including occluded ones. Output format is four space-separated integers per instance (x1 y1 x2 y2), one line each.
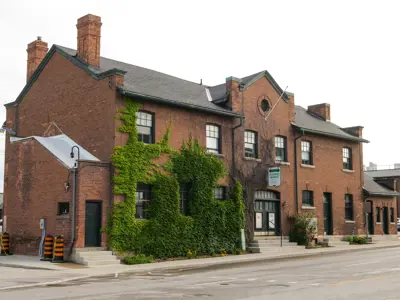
108 97 245 258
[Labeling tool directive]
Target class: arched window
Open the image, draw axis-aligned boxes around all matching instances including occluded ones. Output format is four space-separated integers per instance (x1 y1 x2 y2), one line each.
254 190 280 201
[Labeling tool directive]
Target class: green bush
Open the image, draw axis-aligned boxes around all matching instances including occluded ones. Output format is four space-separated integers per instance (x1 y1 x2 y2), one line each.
347 235 367 244
107 98 245 259
124 254 153 265
288 213 317 246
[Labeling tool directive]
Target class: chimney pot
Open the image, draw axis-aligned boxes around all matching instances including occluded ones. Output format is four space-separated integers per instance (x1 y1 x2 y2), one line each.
76 14 102 67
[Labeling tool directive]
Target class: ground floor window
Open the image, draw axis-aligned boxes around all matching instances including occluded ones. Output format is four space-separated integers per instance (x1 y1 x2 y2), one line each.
214 187 225 200
390 207 395 223
57 202 70 215
344 194 353 221
302 190 314 207
180 183 190 215
376 207 381 223
136 183 152 219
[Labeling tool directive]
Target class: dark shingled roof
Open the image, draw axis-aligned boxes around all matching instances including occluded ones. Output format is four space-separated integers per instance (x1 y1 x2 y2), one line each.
293 106 368 143
364 173 400 197
365 169 400 178
56 46 239 117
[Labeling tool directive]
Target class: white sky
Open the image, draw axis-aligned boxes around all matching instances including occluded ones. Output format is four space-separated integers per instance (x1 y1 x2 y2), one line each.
0 0 399 192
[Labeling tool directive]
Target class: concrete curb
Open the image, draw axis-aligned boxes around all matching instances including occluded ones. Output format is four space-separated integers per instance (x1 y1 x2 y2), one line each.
1 243 399 291
0 263 57 271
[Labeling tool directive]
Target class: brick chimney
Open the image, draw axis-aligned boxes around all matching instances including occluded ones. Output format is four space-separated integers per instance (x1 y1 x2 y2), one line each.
307 103 330 121
76 14 102 67
26 36 48 82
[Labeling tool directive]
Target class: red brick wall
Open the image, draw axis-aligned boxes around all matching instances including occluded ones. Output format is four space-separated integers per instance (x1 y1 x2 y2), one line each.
75 161 110 248
297 135 364 235
367 196 397 235
4 139 72 255
12 51 118 162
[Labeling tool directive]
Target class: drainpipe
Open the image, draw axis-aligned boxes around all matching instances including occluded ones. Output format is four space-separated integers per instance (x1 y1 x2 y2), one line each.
231 84 245 179
363 192 369 240
68 146 80 257
294 131 304 212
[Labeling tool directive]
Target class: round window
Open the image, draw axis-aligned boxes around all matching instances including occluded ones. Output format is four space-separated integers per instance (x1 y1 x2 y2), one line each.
261 99 270 112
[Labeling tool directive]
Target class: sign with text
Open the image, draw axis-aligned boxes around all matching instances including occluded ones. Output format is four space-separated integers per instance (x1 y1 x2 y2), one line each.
268 167 281 187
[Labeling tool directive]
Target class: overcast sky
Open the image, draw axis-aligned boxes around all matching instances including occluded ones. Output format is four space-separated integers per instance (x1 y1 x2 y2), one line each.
0 0 399 191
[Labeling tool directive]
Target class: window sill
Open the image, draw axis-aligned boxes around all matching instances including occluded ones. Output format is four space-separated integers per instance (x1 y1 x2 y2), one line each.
56 215 69 219
276 161 290 166
390 222 396 225
206 152 225 158
376 222 381 224
345 220 355 224
342 169 355 173
301 164 315 169
244 157 261 162
301 206 316 210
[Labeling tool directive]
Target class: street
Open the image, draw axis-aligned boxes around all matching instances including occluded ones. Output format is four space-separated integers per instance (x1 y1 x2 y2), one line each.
1 247 400 299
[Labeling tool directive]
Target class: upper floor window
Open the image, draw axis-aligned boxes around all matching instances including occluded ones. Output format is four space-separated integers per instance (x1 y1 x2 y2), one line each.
345 194 354 221
301 141 312 165
302 190 314 207
180 183 190 215
206 124 221 154
244 130 258 158
343 147 352 170
136 111 154 144
136 183 151 219
214 187 225 200
275 136 287 162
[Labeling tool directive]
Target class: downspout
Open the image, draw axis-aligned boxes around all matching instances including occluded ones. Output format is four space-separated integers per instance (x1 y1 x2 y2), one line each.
294 130 304 212
68 167 77 258
363 191 369 240
231 84 245 179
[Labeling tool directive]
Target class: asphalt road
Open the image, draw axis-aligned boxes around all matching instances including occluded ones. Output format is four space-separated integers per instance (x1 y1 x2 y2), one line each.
2 247 400 299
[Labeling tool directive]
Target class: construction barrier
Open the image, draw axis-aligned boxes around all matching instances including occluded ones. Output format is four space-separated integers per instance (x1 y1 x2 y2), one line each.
0 232 10 255
42 234 54 261
52 235 65 263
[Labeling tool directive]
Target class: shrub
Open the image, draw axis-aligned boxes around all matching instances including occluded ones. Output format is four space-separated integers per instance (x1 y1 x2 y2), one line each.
288 212 317 246
124 254 153 265
186 250 197 259
347 235 367 244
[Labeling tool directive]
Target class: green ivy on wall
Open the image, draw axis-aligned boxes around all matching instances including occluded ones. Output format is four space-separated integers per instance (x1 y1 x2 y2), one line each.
107 97 245 258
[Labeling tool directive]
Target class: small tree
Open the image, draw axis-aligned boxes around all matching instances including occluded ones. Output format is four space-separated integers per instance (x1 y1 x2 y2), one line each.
288 212 317 246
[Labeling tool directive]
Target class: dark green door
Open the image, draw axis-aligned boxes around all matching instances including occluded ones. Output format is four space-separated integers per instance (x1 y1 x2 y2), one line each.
382 207 389 234
323 193 333 235
367 201 374 234
254 200 280 235
85 201 102 247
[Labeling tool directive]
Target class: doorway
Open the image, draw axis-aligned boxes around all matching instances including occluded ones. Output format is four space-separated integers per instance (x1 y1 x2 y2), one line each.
382 207 389 235
85 201 102 247
323 193 333 235
254 190 280 235
366 201 374 235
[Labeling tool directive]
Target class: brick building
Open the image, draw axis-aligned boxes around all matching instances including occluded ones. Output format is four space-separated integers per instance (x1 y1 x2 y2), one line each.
3 14 388 257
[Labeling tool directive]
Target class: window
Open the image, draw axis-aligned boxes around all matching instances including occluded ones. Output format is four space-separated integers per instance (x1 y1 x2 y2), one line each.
214 187 225 200
244 131 258 158
345 194 354 221
136 183 151 219
57 202 69 215
206 124 221 154
136 111 154 144
261 99 270 112
301 141 312 165
275 136 287 162
343 147 352 170
302 190 314 207
390 207 395 223
376 207 381 223
180 183 190 215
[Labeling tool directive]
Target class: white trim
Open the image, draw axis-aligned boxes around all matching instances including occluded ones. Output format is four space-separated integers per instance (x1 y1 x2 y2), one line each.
345 220 355 224
205 88 212 102
301 206 316 210
301 164 315 169
276 161 290 166
343 169 355 173
244 157 261 162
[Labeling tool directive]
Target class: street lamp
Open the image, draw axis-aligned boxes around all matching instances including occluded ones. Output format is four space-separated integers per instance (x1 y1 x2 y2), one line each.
70 146 80 168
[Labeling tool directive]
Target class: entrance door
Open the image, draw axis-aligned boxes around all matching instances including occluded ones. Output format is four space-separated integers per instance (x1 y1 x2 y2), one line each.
323 193 333 235
85 201 102 247
366 201 374 234
382 207 389 234
254 200 280 235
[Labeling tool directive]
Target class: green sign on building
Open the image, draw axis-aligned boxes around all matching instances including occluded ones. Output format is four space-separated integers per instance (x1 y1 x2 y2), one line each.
268 167 281 187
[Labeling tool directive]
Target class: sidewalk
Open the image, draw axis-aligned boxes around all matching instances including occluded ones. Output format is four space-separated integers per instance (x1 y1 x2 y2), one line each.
1 240 400 291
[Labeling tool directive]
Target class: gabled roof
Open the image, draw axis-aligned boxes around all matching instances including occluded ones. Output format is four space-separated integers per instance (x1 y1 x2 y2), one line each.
10 134 100 169
293 106 369 143
365 169 400 178
364 173 400 197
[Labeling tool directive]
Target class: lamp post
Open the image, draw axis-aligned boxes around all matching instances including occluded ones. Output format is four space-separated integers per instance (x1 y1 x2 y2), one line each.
69 145 80 253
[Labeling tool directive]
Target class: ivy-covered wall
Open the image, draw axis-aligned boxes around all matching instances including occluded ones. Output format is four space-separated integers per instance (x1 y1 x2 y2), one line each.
107 98 245 258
